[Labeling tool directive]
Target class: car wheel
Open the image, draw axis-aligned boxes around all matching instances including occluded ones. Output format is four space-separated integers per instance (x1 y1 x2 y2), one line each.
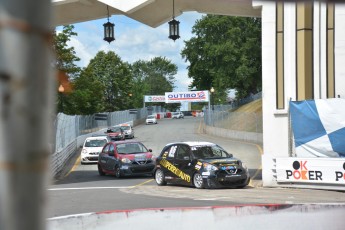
155 169 167 186
115 166 121 178
98 164 105 176
193 173 204 189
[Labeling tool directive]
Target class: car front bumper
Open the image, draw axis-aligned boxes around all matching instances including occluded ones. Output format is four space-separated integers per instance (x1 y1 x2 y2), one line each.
119 163 155 176
124 133 133 138
202 171 250 188
109 136 124 140
81 154 99 163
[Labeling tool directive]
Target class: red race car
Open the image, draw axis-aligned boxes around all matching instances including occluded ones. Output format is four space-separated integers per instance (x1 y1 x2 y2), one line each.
98 140 155 178
105 126 125 141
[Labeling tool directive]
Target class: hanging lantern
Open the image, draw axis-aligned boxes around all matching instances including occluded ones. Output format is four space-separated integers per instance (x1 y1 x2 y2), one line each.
168 0 180 41
103 6 115 43
169 18 180 41
103 21 115 43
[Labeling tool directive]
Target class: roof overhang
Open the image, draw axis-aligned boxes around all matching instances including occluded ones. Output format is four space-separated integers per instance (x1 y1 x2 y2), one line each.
52 0 261 27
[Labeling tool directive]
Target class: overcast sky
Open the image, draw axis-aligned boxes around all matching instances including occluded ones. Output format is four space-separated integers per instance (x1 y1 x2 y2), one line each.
63 12 203 92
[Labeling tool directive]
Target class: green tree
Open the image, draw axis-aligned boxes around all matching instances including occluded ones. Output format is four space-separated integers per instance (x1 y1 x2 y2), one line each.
53 25 81 79
67 68 105 115
181 15 261 100
86 51 133 112
131 57 178 110
53 25 81 114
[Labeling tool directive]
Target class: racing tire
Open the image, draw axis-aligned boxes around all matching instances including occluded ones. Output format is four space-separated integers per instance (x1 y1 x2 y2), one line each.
155 169 167 186
98 164 105 176
193 173 204 189
115 166 122 178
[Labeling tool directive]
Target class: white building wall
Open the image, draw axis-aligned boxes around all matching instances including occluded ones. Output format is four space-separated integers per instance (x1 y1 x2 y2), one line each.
335 5 345 98
254 1 345 187
254 1 289 186
285 2 296 103
319 2 328 99
313 1 321 99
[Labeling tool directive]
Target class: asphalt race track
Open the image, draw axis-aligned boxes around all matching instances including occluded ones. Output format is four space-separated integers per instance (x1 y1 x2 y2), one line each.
47 117 345 218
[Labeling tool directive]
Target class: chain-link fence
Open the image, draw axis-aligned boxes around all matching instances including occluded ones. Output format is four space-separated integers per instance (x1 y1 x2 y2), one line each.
204 92 263 133
205 111 263 133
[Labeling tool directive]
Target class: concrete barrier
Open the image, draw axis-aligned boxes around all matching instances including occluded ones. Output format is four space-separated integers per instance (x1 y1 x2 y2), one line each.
47 204 345 230
204 125 263 144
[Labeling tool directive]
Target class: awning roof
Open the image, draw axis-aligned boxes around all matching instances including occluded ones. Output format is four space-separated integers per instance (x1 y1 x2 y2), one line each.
53 0 261 27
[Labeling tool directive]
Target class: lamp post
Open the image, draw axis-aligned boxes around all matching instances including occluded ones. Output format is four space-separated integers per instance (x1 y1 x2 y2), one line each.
210 86 215 111
129 93 133 108
58 84 64 113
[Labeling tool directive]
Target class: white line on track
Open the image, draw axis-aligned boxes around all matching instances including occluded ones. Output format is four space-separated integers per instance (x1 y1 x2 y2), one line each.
194 197 230 201
48 186 133 191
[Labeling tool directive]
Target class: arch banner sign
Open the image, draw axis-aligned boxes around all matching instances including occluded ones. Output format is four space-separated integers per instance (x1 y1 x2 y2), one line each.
165 91 209 103
144 95 165 103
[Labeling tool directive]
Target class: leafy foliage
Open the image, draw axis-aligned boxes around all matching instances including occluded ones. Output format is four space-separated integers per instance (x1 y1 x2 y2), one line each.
85 51 133 112
181 15 261 100
67 68 105 115
131 57 178 111
53 25 81 79
53 25 81 114
53 26 179 114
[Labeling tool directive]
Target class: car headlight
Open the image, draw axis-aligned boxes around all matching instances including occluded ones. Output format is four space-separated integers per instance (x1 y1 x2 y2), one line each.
81 149 88 155
121 158 131 163
151 155 156 162
203 163 218 171
241 161 248 170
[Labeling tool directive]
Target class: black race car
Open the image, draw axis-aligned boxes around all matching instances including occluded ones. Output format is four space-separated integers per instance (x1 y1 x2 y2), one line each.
154 141 250 189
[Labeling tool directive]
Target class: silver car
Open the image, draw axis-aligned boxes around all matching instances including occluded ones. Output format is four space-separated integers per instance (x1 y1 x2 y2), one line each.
120 124 135 139
172 112 184 119
146 115 157 125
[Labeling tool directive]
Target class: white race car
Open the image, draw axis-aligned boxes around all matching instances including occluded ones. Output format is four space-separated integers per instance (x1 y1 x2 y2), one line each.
146 115 158 125
80 136 108 164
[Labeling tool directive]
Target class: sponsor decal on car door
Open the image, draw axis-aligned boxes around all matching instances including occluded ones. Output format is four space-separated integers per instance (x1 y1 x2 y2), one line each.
159 145 178 181
172 145 194 183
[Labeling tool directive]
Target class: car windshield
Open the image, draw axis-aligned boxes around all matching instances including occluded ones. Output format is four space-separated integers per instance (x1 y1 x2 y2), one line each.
116 143 148 154
173 112 179 115
191 145 232 159
147 115 155 119
84 139 107 147
121 126 130 130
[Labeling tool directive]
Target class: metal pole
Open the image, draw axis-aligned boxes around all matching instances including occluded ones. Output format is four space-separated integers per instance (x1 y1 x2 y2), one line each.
0 1 53 230
208 92 211 125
